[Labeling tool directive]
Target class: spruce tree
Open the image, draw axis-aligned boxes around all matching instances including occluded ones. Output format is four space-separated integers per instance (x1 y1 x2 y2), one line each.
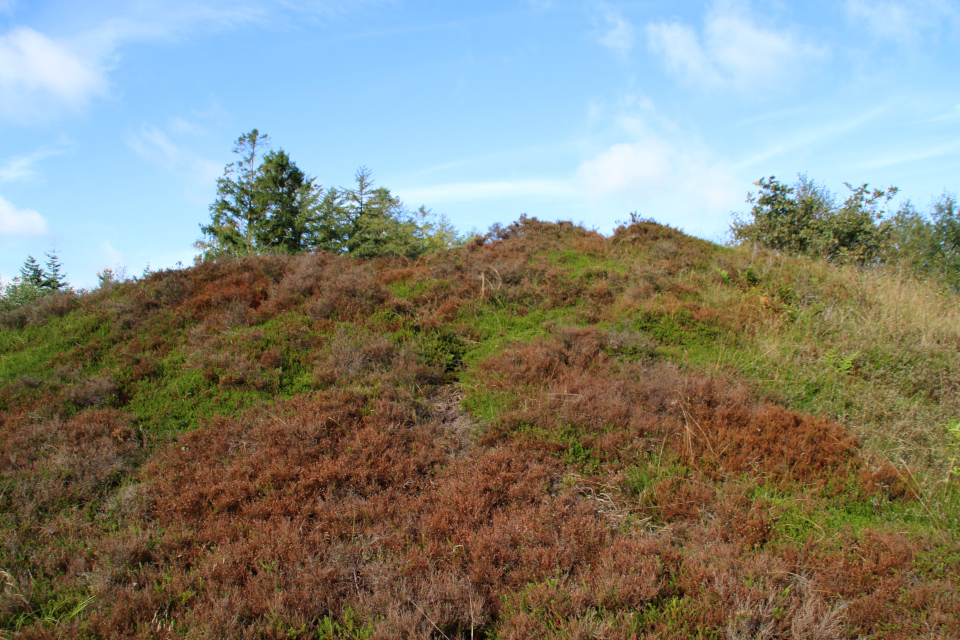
19 255 44 287
197 129 271 258
196 131 462 260
255 150 322 254
42 249 67 290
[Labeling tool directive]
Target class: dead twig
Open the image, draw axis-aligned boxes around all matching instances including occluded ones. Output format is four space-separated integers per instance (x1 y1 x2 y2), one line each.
407 597 451 640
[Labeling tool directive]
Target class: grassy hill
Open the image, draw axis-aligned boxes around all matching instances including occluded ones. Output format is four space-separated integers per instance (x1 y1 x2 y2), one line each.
1 217 959 639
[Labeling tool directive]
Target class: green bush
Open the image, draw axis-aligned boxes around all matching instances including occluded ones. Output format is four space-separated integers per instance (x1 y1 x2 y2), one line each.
732 175 959 286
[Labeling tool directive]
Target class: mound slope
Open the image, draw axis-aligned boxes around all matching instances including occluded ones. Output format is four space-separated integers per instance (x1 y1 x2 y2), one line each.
1 218 958 638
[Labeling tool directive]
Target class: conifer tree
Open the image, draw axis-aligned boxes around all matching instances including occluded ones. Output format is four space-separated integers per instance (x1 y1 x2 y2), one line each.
1 251 69 312
342 167 419 258
42 249 67 290
255 150 322 254
196 131 463 260
19 255 44 286
196 129 272 258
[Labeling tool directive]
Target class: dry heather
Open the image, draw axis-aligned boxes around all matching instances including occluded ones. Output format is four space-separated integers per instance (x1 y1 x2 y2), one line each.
1 217 958 638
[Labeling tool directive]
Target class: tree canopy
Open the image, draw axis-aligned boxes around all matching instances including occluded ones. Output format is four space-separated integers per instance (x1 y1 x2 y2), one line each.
196 130 460 261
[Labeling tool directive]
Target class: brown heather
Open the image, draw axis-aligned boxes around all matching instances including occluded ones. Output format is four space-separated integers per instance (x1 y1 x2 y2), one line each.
1 217 958 638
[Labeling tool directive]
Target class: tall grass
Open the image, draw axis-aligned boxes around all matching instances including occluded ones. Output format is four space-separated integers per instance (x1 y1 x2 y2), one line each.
689 251 960 486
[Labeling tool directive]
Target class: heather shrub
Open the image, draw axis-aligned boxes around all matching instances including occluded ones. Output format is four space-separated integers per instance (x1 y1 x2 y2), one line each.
65 376 119 408
0 289 80 329
2 217 958 639
0 409 143 631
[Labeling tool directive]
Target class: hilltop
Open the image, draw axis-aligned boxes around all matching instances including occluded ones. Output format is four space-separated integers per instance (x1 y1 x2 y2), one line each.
1 217 959 639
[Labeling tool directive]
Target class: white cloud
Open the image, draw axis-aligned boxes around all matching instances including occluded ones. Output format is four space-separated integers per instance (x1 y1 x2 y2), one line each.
0 195 49 236
0 1 385 123
646 2 826 92
596 6 635 59
0 27 108 122
575 105 745 238
846 0 958 44
646 22 719 85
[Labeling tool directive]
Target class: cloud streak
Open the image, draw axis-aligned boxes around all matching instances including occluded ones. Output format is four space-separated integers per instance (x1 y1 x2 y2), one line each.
732 105 888 171
646 2 826 92
846 0 959 44
0 139 74 183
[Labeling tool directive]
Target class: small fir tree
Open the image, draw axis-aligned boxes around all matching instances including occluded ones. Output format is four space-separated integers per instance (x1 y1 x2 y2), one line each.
42 249 67 290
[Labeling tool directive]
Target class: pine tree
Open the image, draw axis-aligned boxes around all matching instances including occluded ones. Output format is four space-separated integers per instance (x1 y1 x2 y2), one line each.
196 129 272 258
343 167 405 257
19 255 45 287
42 249 67 290
196 132 463 261
255 150 322 254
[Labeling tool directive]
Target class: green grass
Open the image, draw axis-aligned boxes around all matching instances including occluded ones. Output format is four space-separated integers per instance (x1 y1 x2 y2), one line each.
458 304 579 425
0 310 102 382
2 583 94 633
543 249 627 277
460 305 576 367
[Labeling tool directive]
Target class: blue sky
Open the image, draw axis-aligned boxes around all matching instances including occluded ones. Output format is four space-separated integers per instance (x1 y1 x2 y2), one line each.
2 0 959 288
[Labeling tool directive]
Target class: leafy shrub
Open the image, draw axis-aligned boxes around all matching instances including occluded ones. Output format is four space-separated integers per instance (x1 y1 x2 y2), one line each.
732 176 960 287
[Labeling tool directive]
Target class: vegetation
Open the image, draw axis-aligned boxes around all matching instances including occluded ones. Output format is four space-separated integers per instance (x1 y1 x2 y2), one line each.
195 130 461 260
0 251 69 313
1 215 958 638
732 175 960 287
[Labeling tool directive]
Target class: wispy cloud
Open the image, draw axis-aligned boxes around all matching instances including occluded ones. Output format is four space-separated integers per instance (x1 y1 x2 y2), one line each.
127 124 189 170
100 240 125 271
126 120 223 200
400 179 575 204
595 5 635 59
0 195 49 236
168 116 209 136
0 27 108 122
850 138 960 170
846 0 959 44
646 1 826 92
732 105 888 171
0 139 74 183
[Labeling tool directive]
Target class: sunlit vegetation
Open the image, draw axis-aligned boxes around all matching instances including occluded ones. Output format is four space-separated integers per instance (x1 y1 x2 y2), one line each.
1 217 958 638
